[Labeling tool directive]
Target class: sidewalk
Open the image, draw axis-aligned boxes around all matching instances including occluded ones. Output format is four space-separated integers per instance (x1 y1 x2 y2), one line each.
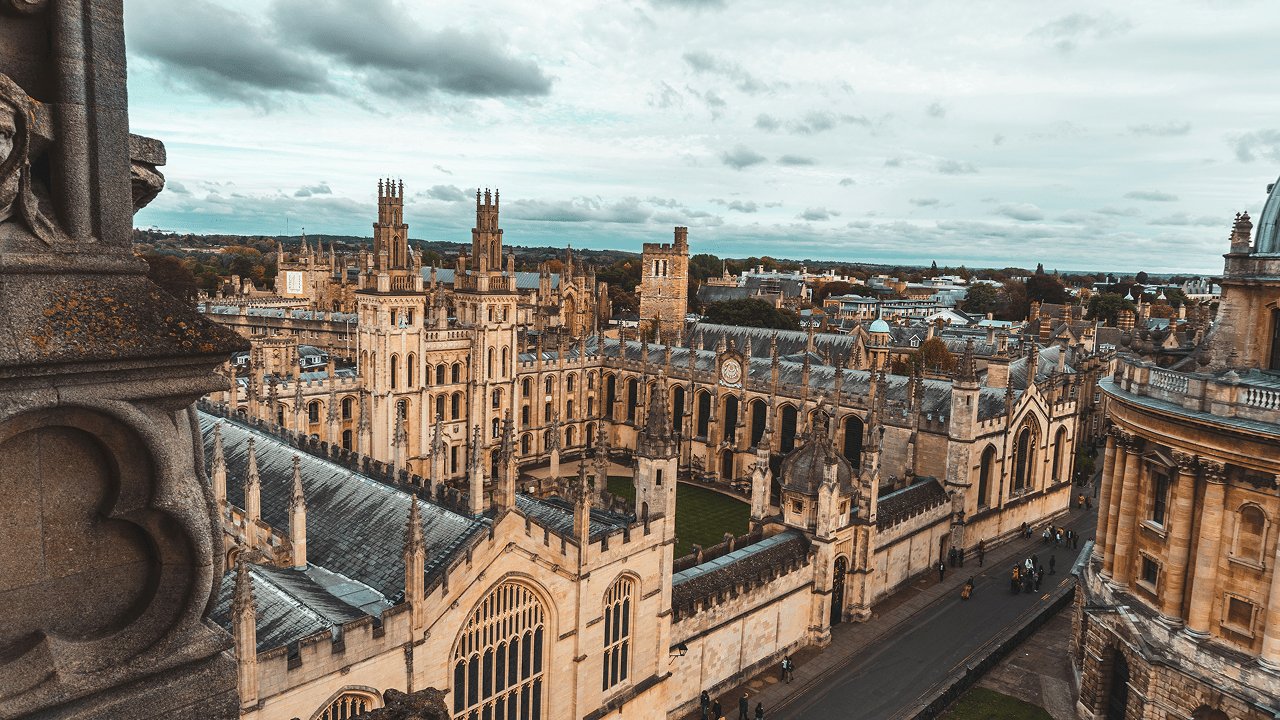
694 482 1100 720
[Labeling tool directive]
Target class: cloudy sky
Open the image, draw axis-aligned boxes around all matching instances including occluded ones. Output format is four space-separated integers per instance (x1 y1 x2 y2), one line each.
127 0 1280 274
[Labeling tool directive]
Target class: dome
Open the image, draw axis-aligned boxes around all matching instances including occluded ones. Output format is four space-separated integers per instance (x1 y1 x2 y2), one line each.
779 431 855 495
869 318 891 334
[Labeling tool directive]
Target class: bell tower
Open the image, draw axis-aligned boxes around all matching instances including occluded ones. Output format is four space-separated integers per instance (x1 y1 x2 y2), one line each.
373 178 409 269
472 189 503 271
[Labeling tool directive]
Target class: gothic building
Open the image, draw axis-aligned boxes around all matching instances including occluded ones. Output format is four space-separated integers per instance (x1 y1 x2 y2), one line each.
1074 203 1280 720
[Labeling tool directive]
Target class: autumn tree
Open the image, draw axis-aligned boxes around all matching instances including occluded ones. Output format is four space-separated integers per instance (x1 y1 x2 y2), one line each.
143 254 198 303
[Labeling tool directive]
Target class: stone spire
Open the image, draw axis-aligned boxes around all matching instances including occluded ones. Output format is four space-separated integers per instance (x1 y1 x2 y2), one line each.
244 438 261 527
292 368 304 421
575 458 592 541
593 433 612 508
468 424 484 515
496 410 517 512
956 338 977 384
212 422 227 510
289 454 307 569
232 558 258 710
403 500 426 630
393 410 408 472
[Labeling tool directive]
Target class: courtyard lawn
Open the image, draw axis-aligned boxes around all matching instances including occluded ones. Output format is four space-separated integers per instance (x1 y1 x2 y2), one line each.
607 477 750 558
942 687 1053 720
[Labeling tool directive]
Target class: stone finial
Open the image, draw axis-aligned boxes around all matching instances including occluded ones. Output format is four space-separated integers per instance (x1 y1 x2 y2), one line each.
404 500 423 560
290 455 305 507
956 338 977 383
232 557 256 615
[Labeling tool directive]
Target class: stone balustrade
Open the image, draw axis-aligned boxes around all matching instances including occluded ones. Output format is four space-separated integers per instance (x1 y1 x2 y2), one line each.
1112 356 1280 427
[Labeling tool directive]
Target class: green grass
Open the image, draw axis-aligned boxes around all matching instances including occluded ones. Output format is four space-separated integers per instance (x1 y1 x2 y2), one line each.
607 477 750 558
942 688 1053 720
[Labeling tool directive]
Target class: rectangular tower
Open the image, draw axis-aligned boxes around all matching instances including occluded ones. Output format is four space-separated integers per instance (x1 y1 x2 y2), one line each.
638 227 690 342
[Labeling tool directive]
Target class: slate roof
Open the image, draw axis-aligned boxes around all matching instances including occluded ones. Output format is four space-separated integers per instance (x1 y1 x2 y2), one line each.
1007 345 1077 390
743 276 806 298
514 494 634 540
201 305 358 322
671 529 810 608
685 323 858 360
423 268 561 291
209 563 368 654
696 285 753 303
877 478 949 526
201 412 488 602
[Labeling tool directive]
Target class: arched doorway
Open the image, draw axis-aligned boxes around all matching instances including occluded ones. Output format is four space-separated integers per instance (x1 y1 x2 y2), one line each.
720 449 734 480
831 556 848 626
1106 650 1130 720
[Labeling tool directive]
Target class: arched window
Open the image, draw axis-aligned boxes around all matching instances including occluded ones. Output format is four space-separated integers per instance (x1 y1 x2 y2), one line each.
780 405 798 453
723 395 739 444
521 434 531 455
452 393 461 420
587 372 595 390
696 391 712 437
978 445 996 507
452 363 461 384
521 405 530 426
522 378 531 398
566 399 575 419
397 399 407 419
308 401 320 424
437 364 447 385
452 582 545 720
627 379 639 423
602 578 634 692
605 375 616 419
360 351 369 381
1013 426 1035 491
319 692 378 720
842 415 863 467
390 355 398 389
544 403 552 423
488 348 495 379
750 400 767 447
566 374 576 392
492 418 501 439
672 386 685 429
342 429 352 451
493 388 502 409
342 397 353 420
1232 504 1269 565
277 405 285 425
408 354 416 388
1052 427 1068 480
566 426 575 447
503 347 510 377
545 377 554 395
437 395 446 421
586 423 596 447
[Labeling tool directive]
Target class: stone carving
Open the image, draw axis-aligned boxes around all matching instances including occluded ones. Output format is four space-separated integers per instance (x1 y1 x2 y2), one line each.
357 687 450 720
0 72 67 248
1199 458 1227 483
1239 473 1278 491
1171 450 1198 473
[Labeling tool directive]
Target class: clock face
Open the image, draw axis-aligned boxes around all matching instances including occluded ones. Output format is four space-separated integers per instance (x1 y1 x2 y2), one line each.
722 359 742 384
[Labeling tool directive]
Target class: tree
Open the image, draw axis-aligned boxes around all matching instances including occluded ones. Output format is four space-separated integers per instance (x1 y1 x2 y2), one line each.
962 283 999 315
998 280 1030 321
1135 271 1149 285
814 281 855 305
1026 273 1068 305
890 337 956 376
1086 293 1137 326
608 286 638 315
143 254 198 303
702 299 799 330
688 253 722 282
1035 263 1045 275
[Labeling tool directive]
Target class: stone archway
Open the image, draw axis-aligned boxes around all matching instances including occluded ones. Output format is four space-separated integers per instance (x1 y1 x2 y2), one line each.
721 448 734 480
831 556 848 626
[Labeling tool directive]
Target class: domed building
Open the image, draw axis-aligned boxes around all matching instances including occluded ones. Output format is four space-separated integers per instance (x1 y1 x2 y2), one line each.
777 418 858 533
1075 194 1280 720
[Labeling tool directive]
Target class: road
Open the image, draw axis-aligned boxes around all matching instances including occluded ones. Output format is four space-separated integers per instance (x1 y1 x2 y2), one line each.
771 507 1097 720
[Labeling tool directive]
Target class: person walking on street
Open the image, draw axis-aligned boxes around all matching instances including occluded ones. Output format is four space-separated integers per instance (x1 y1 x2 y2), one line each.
1049 555 1057 575
755 703 764 720
948 547 957 567
1085 495 1092 510
783 655 794 683
958 547 965 567
701 692 711 720
739 693 749 720
712 700 722 720
978 539 985 567
938 561 946 582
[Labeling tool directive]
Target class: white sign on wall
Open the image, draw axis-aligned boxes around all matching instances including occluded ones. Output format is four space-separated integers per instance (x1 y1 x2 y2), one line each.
286 271 304 295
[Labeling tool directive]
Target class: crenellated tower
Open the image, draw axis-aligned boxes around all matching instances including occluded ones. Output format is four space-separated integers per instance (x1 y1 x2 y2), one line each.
373 178 410 270
472 189 504 271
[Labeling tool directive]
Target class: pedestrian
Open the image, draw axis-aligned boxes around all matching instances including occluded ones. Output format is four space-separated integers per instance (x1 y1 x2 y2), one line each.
712 700 722 720
1031 552 1038 568
739 693 749 720
1078 493 1085 510
938 560 946 582
978 539 985 567
1075 532 1080 549
1049 555 1057 575
1042 527 1051 544
755 702 764 720
1010 566 1020 594
948 546 957 567
1085 496 1092 510
701 692 711 720
784 655 794 683
1036 566 1044 591
1020 521 1029 538
961 576 974 600
958 547 965 567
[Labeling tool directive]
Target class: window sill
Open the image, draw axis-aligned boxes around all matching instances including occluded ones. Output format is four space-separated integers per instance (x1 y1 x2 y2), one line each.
1140 520 1168 541
1227 555 1266 573
1220 621 1256 640
1135 578 1158 597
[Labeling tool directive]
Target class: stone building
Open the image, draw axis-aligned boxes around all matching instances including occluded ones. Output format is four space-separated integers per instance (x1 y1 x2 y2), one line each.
1074 205 1280 720
638 227 690 343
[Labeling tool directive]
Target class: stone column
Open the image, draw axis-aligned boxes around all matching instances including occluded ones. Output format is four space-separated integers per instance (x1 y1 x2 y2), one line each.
1185 460 1227 638
1094 430 1119 561
1160 452 1198 623
1102 432 1132 578
1260 504 1280 669
1109 434 1144 589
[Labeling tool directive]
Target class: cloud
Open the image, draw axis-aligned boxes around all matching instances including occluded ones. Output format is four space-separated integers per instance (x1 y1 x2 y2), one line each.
647 197 683 208
127 0 334 107
1124 190 1178 202
938 159 979 174
682 50 769 94
719 144 767 170
884 157 903 167
270 0 552 100
910 198 941 207
1028 121 1086 141
648 81 683 109
789 110 869 135
425 184 468 202
992 133 1005 145
925 101 947 119
433 165 453 175
1228 129 1280 163
1056 210 1091 224
839 178 855 187
506 197 653 223
754 114 781 132
995 202 1045 221
1095 204 1143 217
167 180 192 195
778 154 816 166
294 181 332 197
651 0 725 8
711 199 759 213
1029 11 1134 53
1148 212 1221 227
797 206 839 221
1129 121 1192 137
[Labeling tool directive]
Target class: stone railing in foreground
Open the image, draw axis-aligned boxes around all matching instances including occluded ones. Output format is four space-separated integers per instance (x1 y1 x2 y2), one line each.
1110 356 1280 428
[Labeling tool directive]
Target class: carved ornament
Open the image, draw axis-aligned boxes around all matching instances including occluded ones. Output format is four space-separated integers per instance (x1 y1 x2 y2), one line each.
1170 450 1198 473
1199 458 1227 483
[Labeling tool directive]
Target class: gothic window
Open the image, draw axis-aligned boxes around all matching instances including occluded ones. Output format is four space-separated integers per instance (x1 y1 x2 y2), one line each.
544 403 552 423
1013 425 1036 492
492 418 500 439
1231 505 1268 566
544 377 554 395
587 373 595 390
605 375 616 420
438 364 447 385
566 399 574 419
602 578 634 692
523 378 531 397
493 389 502 409
780 405 798 453
503 347 510 377
696 391 711 437
342 429 352 451
452 583 545 720
451 445 459 474
566 374 575 392
437 395 446 421
586 423 596 447
277 405 285 425
308 401 320 424
566 426 575 447
522 405 530 426
672 386 685 428
452 393 462 420
391 355 398 389
843 415 863 467
1052 427 1067 480
398 400 407 419
453 363 462 384
489 348 495 379
723 396 739 444
978 445 996 507
627 379 639 423
320 692 377 720
408 354 416 388
521 434 531 455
